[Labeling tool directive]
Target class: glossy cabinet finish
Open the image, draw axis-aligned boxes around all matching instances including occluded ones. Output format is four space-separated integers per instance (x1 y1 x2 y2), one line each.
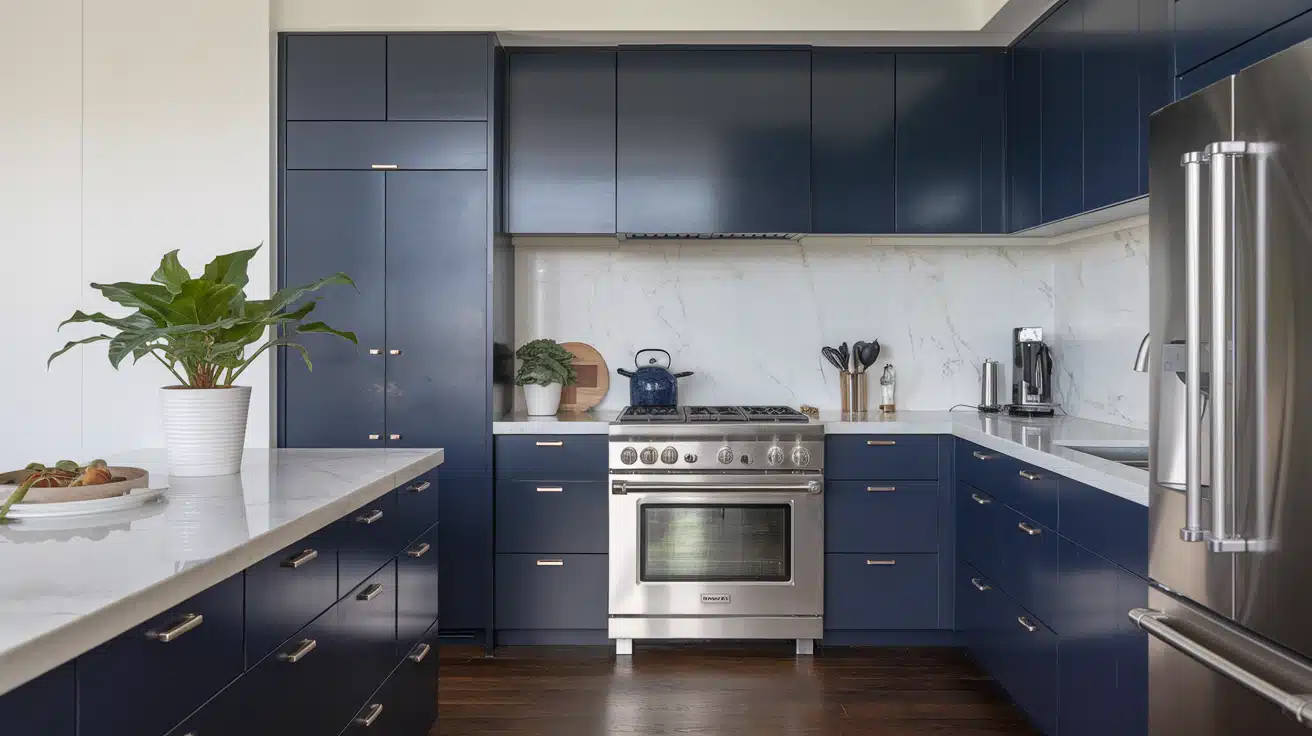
1039 0 1086 223
439 473 493 633
3 664 74 736
78 574 244 736
337 563 400 711
810 50 896 234
1174 0 1312 74
1009 41 1044 232
824 553 939 629
390 624 442 736
825 435 940 481
957 440 1059 530
398 523 441 655
244 530 338 666
285 35 385 120
284 121 488 170
395 470 440 548
993 506 1060 628
616 49 811 234
239 606 347 736
1083 0 1142 208
824 480 939 554
387 34 489 121
495 479 608 554
506 50 617 234
337 489 402 596
495 553 608 630
494 435 608 479
957 482 1006 579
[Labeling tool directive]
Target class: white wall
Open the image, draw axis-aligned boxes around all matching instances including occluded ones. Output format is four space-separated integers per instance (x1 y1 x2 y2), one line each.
0 0 274 470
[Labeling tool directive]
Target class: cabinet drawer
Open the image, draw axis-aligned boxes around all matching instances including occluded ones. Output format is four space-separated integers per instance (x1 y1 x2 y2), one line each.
956 560 1002 669
824 553 939 630
398 523 440 656
395 471 439 548
993 504 1060 629
956 440 1058 529
390 623 441 736
495 554 608 630
495 479 608 553
494 435 608 479
4 663 74 736
337 563 399 710
987 585 1059 735
285 121 488 170
825 480 938 553
79 574 244 736
825 435 939 480
1059 475 1148 578
245 529 337 666
336 490 402 596
957 482 1006 581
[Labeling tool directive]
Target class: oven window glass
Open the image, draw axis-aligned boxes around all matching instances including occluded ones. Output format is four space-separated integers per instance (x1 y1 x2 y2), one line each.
640 504 790 582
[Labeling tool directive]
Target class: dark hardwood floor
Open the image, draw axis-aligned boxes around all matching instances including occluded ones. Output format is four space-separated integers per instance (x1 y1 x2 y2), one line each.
437 645 1038 735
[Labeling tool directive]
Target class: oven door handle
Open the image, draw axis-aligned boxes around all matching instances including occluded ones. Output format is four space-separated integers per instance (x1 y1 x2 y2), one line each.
611 480 822 495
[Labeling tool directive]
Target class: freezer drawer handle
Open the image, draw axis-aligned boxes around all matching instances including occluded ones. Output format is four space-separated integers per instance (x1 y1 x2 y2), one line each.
1130 608 1312 726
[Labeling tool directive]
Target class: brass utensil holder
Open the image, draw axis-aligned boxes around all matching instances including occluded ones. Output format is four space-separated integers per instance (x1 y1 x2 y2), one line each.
841 372 868 415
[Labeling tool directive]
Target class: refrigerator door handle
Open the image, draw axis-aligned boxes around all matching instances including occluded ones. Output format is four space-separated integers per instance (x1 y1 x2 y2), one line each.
1180 150 1207 543
1130 608 1312 726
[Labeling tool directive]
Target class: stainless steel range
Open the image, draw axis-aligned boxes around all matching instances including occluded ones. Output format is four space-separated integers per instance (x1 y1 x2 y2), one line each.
608 405 824 655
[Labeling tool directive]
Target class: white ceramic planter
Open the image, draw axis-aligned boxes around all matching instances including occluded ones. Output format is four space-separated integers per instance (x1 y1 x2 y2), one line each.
159 385 251 477
523 383 562 416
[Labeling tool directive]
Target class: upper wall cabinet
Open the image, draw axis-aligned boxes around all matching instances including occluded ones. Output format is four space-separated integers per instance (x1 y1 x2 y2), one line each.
1139 0 1173 189
1176 2 1312 95
810 50 895 234
1038 0 1086 223
895 52 1007 233
285 35 386 120
506 50 617 234
616 49 811 234
1174 0 1312 75
1083 0 1141 209
1009 41 1043 232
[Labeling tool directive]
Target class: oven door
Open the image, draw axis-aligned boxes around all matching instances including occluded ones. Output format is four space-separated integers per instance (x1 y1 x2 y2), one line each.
608 473 824 618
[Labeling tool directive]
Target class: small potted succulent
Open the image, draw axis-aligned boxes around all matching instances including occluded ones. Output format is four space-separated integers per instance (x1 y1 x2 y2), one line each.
48 246 356 477
515 339 578 416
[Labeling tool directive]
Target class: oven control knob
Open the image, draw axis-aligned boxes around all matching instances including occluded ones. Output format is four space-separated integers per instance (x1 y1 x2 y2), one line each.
684 453 698 463
766 446 785 466
640 447 658 465
716 447 734 465
807 480 822 494
661 446 679 464
620 447 638 465
791 447 812 467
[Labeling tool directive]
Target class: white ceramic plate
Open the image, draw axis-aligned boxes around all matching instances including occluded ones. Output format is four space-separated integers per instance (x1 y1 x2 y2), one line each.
3 487 168 519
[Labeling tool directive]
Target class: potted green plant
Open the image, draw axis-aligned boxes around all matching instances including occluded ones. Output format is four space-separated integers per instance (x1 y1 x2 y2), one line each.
48 246 356 476
514 339 578 416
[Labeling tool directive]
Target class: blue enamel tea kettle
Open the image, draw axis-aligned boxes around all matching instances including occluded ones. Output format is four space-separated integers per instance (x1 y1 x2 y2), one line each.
616 349 694 406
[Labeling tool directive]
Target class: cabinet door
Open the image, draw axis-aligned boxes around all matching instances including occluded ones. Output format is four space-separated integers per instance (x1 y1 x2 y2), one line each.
438 474 493 634
1083 0 1142 209
392 625 441 736
810 50 895 234
3 664 74 736
384 171 489 474
616 49 811 234
1139 0 1174 192
506 50 617 234
336 563 399 710
1010 41 1043 232
495 479 608 554
824 553 940 629
824 481 939 554
336 490 402 596
395 470 440 547
1174 0 1312 74
281 171 386 448
285 35 385 121
398 523 441 656
387 34 489 121
284 121 488 170
245 529 338 666
1176 5 1312 96
495 553 608 630
1040 0 1086 222
238 608 347 736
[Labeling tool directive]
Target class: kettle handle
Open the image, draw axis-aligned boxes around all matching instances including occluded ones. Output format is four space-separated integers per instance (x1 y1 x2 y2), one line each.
634 348 671 369
672 371 694 379
616 368 636 378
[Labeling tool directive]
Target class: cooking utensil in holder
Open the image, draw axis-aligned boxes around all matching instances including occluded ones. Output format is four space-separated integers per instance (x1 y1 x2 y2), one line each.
840 371 867 415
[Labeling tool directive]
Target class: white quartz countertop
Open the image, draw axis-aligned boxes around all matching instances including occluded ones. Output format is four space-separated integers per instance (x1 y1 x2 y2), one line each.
0 447 443 697
494 409 620 433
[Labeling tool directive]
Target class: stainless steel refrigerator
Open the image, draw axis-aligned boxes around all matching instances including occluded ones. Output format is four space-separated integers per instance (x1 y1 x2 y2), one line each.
1141 36 1312 733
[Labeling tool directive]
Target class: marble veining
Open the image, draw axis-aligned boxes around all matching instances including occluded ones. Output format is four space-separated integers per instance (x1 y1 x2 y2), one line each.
0 447 443 697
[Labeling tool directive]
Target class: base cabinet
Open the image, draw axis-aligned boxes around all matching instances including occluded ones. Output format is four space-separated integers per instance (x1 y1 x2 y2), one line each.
2 664 75 736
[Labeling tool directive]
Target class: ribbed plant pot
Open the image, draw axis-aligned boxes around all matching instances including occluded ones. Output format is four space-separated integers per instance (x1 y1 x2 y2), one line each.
159 385 251 477
523 383 562 416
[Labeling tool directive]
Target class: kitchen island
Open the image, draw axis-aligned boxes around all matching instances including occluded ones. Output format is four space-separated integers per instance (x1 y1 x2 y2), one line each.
0 447 443 736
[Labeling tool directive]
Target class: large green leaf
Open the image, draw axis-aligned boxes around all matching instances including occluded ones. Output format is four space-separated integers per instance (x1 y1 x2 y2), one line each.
262 273 356 316
107 319 241 369
164 280 241 326
150 250 190 294
91 282 174 322
201 246 260 290
47 335 110 368
58 310 155 332
296 321 358 345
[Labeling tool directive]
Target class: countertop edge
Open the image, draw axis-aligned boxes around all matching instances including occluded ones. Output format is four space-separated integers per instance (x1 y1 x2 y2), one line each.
952 428 1149 506
0 449 443 698
493 420 611 435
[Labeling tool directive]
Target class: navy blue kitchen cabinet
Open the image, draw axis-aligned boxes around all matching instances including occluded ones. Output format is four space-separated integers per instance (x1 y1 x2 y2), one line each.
1139 0 1174 190
825 435 940 480
895 52 1007 233
506 50 617 234
439 473 493 637
387 33 490 121
616 49 811 234
244 529 338 666
495 553 609 631
1174 0 1312 75
391 623 442 736
1083 0 1142 209
1177 5 1312 95
398 523 441 656
336 563 399 712
3 663 74 736
810 50 896 234
336 488 403 596
1009 40 1043 232
284 121 489 170
825 480 938 554
824 554 940 629
285 35 386 120
494 435 608 478
496 479 609 554
1038 0 1086 223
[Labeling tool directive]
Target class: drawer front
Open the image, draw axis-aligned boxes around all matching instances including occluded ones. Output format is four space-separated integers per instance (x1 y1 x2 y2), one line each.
4 663 74 736
285 121 488 170
398 523 441 656
495 479 608 553
825 435 940 480
228 607 346 736
244 529 337 666
956 560 1003 670
825 480 939 553
957 439 1015 490
957 482 1006 581
494 553 608 630
336 563 399 710
494 435 608 479
337 490 402 596
957 440 1059 529
824 553 939 630
1059 475 1148 578
993 504 1060 629
395 471 439 548
79 574 244 736
390 623 441 736
989 586 1059 735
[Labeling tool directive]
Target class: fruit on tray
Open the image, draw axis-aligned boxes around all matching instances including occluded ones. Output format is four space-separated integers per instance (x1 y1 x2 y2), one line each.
0 459 121 520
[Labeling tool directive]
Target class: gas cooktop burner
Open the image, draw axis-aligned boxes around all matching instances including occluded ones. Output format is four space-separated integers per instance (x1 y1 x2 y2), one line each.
614 405 685 422
685 406 746 422
614 405 809 424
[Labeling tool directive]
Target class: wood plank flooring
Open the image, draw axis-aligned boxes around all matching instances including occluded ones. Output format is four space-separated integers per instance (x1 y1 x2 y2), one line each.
438 645 1038 735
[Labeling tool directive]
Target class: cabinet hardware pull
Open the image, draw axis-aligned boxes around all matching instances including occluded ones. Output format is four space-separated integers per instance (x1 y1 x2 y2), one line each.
370 164 398 170
408 642 432 663
407 481 430 493
866 559 896 565
353 703 385 726
357 583 384 601
1019 470 1041 481
972 450 996 460
367 348 382 355
536 559 564 566
278 638 317 663
970 492 992 505
368 433 381 441
406 542 431 558
388 349 402 355
389 433 401 440
535 440 564 447
866 486 895 492
971 577 992 592
281 548 319 569
536 486 564 493
1018 521 1042 536
355 509 384 525
1017 616 1039 633
866 440 896 446
145 613 203 642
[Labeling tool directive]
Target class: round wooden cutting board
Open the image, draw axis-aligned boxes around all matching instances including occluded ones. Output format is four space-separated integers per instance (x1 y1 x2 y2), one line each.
559 342 609 413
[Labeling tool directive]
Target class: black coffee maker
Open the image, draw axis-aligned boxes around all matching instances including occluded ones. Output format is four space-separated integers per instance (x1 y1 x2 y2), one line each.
1009 327 1055 417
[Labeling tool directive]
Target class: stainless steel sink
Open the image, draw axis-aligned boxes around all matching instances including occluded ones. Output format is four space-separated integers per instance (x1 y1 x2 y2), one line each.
1059 444 1150 469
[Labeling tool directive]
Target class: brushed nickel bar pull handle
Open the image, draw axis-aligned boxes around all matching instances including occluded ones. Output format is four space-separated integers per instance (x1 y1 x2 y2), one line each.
355 509 384 525
145 613 203 642
368 434 381 440
357 583 384 601
368 348 382 355
866 486 896 492
388 349 402 355
971 577 992 592
866 559 896 565
536 486 564 493
1181 150 1207 544
972 450 995 460
1018 521 1042 536
1017 616 1039 633
281 548 319 569
408 642 432 663
970 492 992 505
406 542 431 558
535 440 564 447
536 559 564 566
408 481 431 493
1018 470 1041 481
277 638 317 663
389 433 401 440
866 440 896 446
353 703 384 726
371 164 398 170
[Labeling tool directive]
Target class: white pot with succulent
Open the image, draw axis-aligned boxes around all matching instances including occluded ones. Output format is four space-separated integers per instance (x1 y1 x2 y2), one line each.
516 339 578 416
48 246 357 477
